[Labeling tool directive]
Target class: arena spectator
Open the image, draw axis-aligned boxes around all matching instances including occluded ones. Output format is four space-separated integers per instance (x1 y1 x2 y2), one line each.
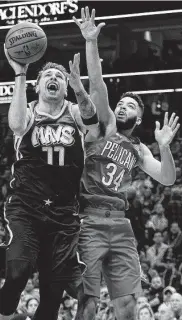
135 296 149 318
140 259 158 284
136 303 155 320
160 187 172 211
151 203 168 232
163 286 176 306
157 303 175 320
26 297 39 317
149 276 164 313
166 222 182 266
146 231 168 269
163 259 181 291
24 279 35 296
170 293 182 319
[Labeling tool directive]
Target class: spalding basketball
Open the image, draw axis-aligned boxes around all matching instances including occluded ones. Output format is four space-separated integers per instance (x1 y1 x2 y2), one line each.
5 22 47 65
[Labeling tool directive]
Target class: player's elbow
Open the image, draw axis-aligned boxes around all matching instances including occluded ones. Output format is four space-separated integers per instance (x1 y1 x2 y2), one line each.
160 177 176 186
9 122 27 136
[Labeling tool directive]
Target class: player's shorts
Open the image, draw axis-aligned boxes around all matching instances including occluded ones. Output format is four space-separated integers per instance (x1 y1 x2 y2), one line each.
79 208 142 300
2 194 86 296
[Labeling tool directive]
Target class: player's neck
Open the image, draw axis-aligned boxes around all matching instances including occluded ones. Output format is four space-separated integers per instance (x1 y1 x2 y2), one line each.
36 97 65 116
118 128 133 137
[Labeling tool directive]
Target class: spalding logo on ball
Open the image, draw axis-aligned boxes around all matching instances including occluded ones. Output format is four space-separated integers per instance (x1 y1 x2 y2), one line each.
5 22 47 65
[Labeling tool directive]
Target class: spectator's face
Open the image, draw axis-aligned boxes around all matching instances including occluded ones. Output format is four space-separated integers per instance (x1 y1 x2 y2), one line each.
162 230 168 240
163 291 172 302
155 203 164 215
141 263 149 274
145 229 149 238
32 272 39 288
138 172 146 180
100 286 109 302
143 187 152 198
171 293 182 313
151 276 162 289
170 223 180 235
163 187 171 197
64 297 73 308
138 307 151 320
154 232 163 245
158 304 173 320
137 297 148 307
143 209 151 217
25 279 34 293
176 167 181 178
27 298 38 315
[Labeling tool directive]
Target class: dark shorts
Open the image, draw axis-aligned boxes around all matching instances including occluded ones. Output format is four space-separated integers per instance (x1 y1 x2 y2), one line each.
79 208 142 300
3 195 85 297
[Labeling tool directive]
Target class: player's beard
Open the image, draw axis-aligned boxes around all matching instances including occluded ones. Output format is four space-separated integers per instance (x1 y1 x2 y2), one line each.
116 115 137 131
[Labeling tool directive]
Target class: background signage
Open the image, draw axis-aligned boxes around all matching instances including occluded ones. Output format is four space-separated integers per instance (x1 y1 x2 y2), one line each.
0 0 78 28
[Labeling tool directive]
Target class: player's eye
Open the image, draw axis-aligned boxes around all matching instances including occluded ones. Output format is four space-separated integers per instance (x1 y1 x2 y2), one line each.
129 104 135 109
45 73 51 77
56 74 63 79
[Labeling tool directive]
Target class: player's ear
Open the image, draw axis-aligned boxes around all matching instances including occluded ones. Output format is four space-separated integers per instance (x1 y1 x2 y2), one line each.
136 117 142 126
35 83 39 94
64 88 68 97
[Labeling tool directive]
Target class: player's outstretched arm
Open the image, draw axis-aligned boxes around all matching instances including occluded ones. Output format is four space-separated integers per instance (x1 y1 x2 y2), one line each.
139 112 180 186
4 45 29 136
73 7 115 129
68 53 99 134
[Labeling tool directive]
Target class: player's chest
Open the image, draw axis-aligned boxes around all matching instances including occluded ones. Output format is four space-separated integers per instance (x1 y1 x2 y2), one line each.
29 121 78 148
87 136 139 167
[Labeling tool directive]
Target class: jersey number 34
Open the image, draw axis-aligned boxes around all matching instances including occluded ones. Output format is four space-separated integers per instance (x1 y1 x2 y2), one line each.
102 163 125 191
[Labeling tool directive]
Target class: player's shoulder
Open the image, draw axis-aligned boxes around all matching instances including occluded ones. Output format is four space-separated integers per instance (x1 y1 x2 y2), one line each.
130 135 141 145
139 142 152 156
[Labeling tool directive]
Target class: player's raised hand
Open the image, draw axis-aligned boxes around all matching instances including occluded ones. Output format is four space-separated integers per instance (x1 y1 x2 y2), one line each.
73 7 105 41
155 112 180 147
4 44 29 74
67 53 82 92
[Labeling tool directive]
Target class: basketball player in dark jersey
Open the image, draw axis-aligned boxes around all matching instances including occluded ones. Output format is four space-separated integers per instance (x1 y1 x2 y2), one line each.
73 7 180 320
0 48 98 320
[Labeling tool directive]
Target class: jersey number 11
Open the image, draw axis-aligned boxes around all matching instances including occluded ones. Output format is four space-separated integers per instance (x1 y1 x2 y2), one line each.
42 146 65 166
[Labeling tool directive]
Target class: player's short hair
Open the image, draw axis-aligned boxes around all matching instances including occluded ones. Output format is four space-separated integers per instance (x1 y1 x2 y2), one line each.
36 62 68 85
120 92 144 116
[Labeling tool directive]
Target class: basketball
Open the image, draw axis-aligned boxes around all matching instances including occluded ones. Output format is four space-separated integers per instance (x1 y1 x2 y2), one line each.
5 22 47 65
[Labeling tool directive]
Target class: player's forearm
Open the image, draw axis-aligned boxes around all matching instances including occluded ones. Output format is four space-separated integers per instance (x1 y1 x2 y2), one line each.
74 83 97 119
159 145 176 185
86 39 103 87
8 75 28 135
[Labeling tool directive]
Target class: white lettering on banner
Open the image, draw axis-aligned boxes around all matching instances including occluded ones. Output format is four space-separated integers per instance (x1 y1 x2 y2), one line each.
0 85 14 96
0 0 78 24
0 84 30 98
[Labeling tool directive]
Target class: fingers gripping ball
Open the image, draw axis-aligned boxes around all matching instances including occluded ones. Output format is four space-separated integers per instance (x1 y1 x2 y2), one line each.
5 22 47 65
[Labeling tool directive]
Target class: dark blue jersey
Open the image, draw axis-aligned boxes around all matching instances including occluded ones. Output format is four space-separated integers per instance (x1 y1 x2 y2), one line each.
10 100 84 206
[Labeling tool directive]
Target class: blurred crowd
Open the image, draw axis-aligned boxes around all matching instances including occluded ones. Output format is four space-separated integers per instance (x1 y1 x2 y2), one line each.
0 112 182 320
